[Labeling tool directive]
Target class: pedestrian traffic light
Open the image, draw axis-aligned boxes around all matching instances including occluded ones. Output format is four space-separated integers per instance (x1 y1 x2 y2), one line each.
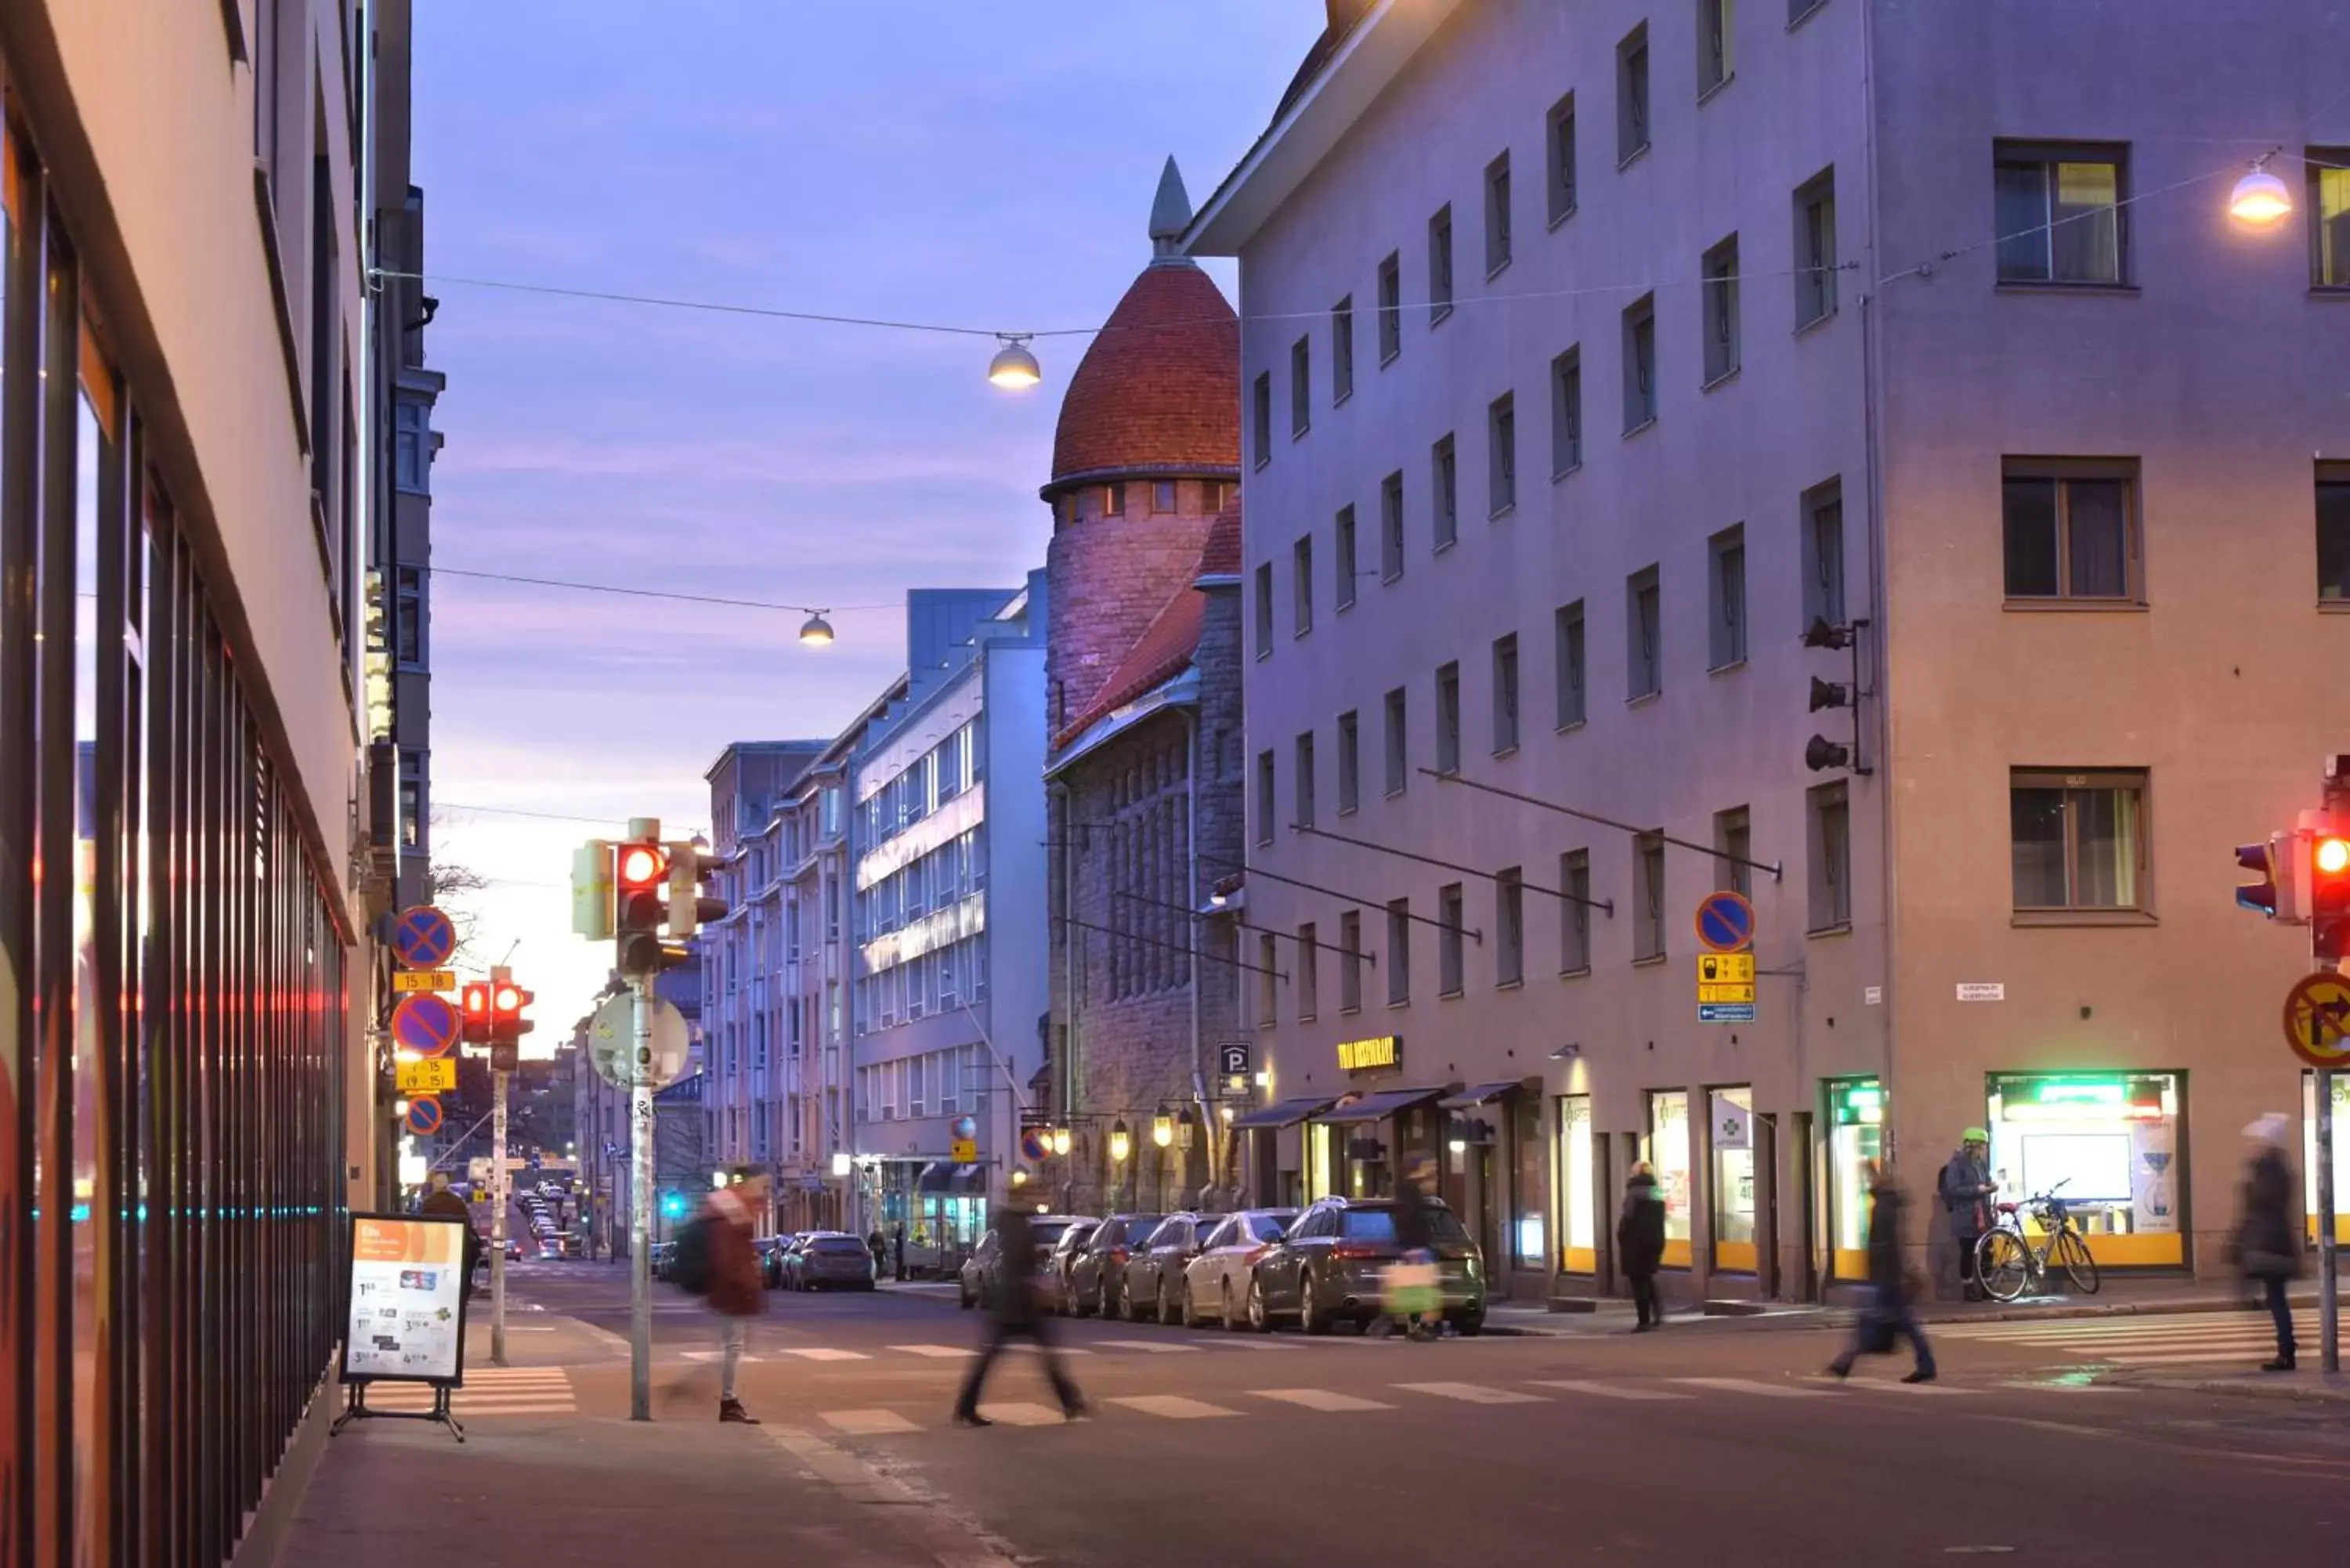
460 981 494 1046
666 837 728 941
615 835 675 977
570 838 616 939
2312 829 2350 966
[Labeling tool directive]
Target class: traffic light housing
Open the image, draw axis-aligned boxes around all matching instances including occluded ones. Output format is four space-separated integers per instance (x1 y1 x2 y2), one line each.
666 838 727 941
460 981 494 1046
615 836 675 977
2313 830 2350 966
2237 833 2304 923
570 839 616 939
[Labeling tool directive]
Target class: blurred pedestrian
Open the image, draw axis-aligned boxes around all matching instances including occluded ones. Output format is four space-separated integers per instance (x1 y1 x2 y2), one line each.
1828 1158 1936 1383
892 1220 908 1282
867 1225 888 1280
1618 1162 1667 1331
706 1165 769 1423
1384 1157 1441 1340
1938 1128 1997 1300
418 1172 483 1298
953 1203 1086 1426
2232 1114 2302 1372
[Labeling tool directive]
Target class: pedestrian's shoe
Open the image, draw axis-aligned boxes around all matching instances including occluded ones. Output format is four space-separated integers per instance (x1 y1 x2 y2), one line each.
719 1399 761 1424
1061 1400 1091 1422
2261 1353 2298 1373
953 1407 993 1428
1825 1360 1852 1380
1901 1366 1938 1385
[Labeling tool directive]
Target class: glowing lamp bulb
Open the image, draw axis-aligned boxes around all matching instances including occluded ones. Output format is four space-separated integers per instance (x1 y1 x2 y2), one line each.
619 845 664 884
495 986 521 1011
2318 837 2350 876
2227 167 2293 226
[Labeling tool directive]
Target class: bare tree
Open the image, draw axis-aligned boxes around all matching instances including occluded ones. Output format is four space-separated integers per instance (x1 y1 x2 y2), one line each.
425 858 492 966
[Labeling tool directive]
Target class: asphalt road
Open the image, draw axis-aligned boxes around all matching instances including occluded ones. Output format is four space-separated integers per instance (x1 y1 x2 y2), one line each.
489 1264 2350 1566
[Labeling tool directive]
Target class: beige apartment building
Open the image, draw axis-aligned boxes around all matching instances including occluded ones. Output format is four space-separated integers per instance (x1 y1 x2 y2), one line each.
1190 0 2350 1304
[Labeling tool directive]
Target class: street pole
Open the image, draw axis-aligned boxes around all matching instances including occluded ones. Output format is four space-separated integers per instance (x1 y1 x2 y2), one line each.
630 973 655 1421
2320 1068 2338 1375
491 1060 509 1367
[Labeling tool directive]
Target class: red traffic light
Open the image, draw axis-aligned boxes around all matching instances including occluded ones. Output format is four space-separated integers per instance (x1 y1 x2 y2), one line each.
461 982 492 1019
2317 836 2350 878
618 844 667 887
494 985 522 1013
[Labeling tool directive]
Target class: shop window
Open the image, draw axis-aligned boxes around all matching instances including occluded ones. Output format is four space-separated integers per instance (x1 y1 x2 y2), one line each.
2304 1073 2350 1245
1983 1072 2182 1268
1828 1078 1885 1281
1644 1089 1693 1266
1557 1096 1596 1274
1307 1122 1337 1201
1513 1095 1545 1270
1710 1086 1755 1271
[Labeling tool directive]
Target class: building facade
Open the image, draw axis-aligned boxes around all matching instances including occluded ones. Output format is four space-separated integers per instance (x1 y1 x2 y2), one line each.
1189 0 2350 1304
776 731 857 1230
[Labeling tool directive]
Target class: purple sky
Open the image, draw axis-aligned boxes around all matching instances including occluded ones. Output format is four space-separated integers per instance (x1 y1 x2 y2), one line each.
414 2 1322 1036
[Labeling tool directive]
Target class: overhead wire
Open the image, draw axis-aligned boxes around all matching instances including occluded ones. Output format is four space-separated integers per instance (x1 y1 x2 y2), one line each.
425 563 901 616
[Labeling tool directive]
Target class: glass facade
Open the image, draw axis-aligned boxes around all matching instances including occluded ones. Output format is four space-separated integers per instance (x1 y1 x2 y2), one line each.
1644 1090 1692 1266
1827 1078 1884 1281
0 121 352 1568
1983 1071 2183 1267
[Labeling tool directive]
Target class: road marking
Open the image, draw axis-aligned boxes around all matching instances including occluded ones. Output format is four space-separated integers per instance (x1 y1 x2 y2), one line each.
1813 1376 1976 1396
1252 1388 1393 1412
782 1348 872 1362
890 1344 971 1359
681 1349 767 1364
1007 1343 1094 1356
766 1424 1025 1568
1525 1380 1694 1401
1391 1381 1543 1405
821 1408 923 1436
1669 1378 1831 1399
1089 1339 1198 1354
1108 1395 1242 1420
975 1402 1065 1427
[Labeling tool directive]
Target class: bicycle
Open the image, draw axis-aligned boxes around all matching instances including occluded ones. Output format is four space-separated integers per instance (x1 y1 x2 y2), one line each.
1972 1179 2101 1302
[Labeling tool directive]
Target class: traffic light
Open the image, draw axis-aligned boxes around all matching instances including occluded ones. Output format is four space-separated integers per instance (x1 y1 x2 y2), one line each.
660 1191 687 1220
460 981 494 1046
570 839 616 939
2236 833 2303 922
2313 829 2350 966
615 835 674 977
666 838 727 941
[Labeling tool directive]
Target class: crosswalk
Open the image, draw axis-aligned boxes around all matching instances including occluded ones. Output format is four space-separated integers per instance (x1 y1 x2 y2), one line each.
1936 1313 2290 1368
356 1366 577 1419
704 1335 1456 1366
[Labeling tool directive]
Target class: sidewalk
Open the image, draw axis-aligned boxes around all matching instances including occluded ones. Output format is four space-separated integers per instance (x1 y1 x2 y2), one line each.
1907 1277 2330 1327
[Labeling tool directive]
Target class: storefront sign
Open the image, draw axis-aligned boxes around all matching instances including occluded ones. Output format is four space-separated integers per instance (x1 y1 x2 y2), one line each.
1831 1081 1885 1126
1336 1035 1401 1074
1956 982 2005 1002
342 1213 469 1385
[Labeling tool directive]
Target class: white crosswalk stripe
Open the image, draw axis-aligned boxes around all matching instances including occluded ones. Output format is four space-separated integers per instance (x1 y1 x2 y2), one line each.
1936 1313 2288 1367
1392 1381 1544 1405
1668 1377 1832 1399
360 1367 576 1418
1526 1379 1694 1401
888 1344 972 1358
1812 1376 1975 1396
1252 1388 1394 1412
780 1347 871 1361
822 1408 923 1435
1108 1394 1242 1420
1088 1339 1199 1354
975 1402 1066 1426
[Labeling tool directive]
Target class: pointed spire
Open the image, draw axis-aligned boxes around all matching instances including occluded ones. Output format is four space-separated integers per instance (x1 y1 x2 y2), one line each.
1148 156 1194 263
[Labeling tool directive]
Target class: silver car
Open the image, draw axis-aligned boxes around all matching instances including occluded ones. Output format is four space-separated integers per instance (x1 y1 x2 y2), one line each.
1180 1209 1297 1329
1118 1212 1221 1323
793 1231 878 1292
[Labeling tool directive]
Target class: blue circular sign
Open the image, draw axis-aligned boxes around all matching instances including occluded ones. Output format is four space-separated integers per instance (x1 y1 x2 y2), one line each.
392 993 461 1058
1694 890 1756 953
391 905 457 970
405 1097 443 1136
1020 1128 1050 1162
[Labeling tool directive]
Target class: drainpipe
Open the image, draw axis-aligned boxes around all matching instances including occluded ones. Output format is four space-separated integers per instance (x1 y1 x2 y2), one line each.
1050 779 1078 1213
1857 0 1898 1169
1182 710 1210 1205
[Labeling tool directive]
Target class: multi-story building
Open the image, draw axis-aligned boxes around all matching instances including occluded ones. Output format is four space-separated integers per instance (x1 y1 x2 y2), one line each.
1189 0 2350 1304
1041 160 1252 1216
776 729 859 1230
849 584 1050 1269
0 2 411 1562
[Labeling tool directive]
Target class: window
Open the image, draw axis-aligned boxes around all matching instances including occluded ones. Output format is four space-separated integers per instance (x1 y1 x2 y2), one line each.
1496 868 1524 987
1995 143 2127 285
1380 470 1406 581
2002 460 2139 602
1152 479 1177 513
1555 600 1587 728
1627 566 1661 699
1795 168 1838 327
1560 850 1593 974
1258 934 1280 1029
1386 898 1412 1006
1294 534 1314 637
2321 467 2350 602
1708 525 1747 669
1336 505 1360 610
393 565 425 669
1488 394 1517 515
1332 295 1356 400
1697 0 1734 96
1203 479 1228 513
1255 750 1275 846
1551 348 1583 475
1377 252 1403 362
1297 923 1320 1021
1291 336 1312 438
1429 206 1455 323
1809 782 1852 931
1438 883 1466 996
1715 806 1752 898
1485 151 1513 274
2311 147 2350 288
398 750 425 851
1383 686 1408 796
1254 562 1275 656
1635 833 1666 961
1337 710 1361 815
1802 479 1846 628
1340 910 1365 1013
1294 731 1316 829
1622 294 1657 430
1433 435 1459 549
394 400 431 491
1491 634 1520 753
1253 372 1273 466
1618 25 1651 164
1546 93 1578 223
1702 235 1741 384
1105 482 1126 517
2012 769 2147 912
1435 661 1462 775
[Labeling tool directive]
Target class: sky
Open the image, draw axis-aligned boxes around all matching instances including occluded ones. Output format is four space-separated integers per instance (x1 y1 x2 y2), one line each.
413 2 1325 1047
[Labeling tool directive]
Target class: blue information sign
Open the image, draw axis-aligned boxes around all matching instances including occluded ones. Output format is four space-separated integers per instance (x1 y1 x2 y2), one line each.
392 993 461 1059
1693 891 1756 954
1699 1003 1758 1024
390 905 457 970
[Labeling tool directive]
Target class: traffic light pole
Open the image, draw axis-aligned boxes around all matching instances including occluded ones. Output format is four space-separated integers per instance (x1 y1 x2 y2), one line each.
2320 1068 2337 1376
630 974 655 1422
491 1063 509 1367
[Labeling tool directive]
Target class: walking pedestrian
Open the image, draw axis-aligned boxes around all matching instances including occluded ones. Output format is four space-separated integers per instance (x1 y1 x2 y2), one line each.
418 1172 483 1297
953 1203 1086 1426
1938 1128 1997 1299
1617 1162 1666 1331
2232 1113 2303 1372
705 1165 768 1424
1828 1159 1936 1383
867 1225 888 1281
1385 1158 1441 1340
891 1220 908 1282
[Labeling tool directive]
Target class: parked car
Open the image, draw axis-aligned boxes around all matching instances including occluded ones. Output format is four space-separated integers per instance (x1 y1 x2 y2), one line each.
1038 1219 1101 1313
1118 1212 1222 1323
792 1231 879 1292
771 1232 819 1288
650 1241 676 1281
1180 1209 1297 1329
956 1230 998 1310
957 1216 1092 1310
1067 1214 1163 1318
755 1235 789 1288
1250 1195 1486 1335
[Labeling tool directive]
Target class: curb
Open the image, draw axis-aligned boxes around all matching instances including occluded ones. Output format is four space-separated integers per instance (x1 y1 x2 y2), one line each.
2123 1371 2350 1406
1907 1293 2324 1328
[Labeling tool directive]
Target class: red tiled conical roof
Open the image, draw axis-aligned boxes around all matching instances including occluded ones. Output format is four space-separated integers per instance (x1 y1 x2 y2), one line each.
1050 262 1240 486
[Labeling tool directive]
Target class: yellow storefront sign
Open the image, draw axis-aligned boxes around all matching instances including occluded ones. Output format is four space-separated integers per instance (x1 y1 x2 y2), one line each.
396 1058 457 1094
1336 1035 1401 1073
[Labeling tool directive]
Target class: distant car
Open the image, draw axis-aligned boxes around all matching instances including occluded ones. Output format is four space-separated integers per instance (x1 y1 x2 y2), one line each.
650 1241 675 1281
504 1237 522 1261
1038 1219 1101 1313
958 1216 1090 1310
1181 1209 1297 1330
1067 1214 1164 1319
539 1240 562 1260
755 1235 788 1288
792 1232 879 1292
1251 1195 1486 1336
1118 1213 1222 1323
767 1232 815 1288
957 1231 998 1310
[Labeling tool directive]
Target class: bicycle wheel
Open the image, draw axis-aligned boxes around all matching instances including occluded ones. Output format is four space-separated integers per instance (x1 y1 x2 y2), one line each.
1976 1228 2031 1302
2053 1229 2101 1295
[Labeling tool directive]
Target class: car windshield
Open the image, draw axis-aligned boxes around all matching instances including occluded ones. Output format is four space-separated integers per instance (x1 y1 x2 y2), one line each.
814 1238 867 1255
1032 1221 1076 1246
1250 1215 1291 1241
1340 1207 1470 1244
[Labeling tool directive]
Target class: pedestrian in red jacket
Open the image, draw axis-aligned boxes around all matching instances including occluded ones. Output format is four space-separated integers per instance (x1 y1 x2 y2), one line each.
706 1165 768 1423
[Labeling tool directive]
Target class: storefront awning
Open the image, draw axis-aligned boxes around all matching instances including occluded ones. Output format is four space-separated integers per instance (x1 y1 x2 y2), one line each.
952 1164 987 1193
1318 1086 1446 1125
915 1162 952 1194
1230 1095 1335 1130
1439 1081 1523 1110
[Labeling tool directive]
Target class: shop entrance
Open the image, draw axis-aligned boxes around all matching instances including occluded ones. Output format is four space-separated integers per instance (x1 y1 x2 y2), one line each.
1983 1071 2184 1270
1826 1078 1884 1282
1555 1096 1597 1277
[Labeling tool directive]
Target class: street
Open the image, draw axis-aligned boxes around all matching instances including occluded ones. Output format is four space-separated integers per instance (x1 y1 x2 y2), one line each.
285 1263 2350 1568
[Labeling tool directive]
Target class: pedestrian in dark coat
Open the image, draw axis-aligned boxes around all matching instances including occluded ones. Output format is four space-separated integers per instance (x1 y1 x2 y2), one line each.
418 1172 483 1295
953 1204 1086 1425
706 1168 768 1423
1939 1129 1997 1299
892 1220 908 1281
2233 1114 2302 1371
1617 1163 1667 1331
867 1227 888 1279
1828 1160 1936 1382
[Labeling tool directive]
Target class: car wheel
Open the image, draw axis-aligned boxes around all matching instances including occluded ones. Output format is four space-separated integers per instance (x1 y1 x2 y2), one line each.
1302 1274 1332 1336
1177 1282 1198 1329
1246 1276 1271 1333
1072 1277 1095 1319
1222 1281 1245 1331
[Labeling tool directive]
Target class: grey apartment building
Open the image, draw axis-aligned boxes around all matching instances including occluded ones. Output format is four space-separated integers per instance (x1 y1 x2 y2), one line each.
1189 0 2350 1302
